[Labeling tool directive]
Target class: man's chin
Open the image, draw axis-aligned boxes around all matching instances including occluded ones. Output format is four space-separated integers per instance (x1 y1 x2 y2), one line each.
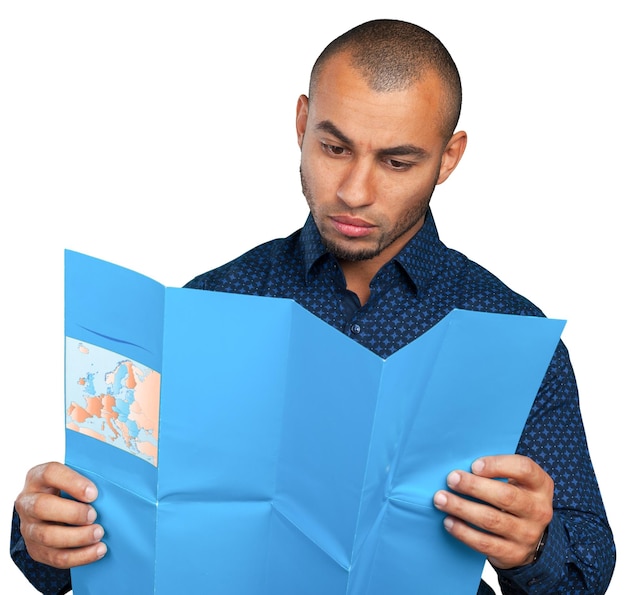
322 239 381 262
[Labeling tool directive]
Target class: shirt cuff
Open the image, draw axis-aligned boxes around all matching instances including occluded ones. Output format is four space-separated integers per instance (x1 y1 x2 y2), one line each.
10 507 72 595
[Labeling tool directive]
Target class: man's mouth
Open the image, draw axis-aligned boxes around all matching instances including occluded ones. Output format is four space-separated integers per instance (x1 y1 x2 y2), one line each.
330 216 375 238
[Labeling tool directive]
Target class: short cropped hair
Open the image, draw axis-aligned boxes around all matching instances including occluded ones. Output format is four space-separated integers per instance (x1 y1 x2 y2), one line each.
309 19 462 140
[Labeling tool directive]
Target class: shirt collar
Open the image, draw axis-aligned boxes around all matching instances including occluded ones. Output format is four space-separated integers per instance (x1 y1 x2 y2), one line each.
299 208 447 291
394 209 447 290
300 213 328 275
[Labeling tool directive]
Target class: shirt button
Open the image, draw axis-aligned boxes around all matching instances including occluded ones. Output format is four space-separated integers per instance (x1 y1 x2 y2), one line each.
350 323 361 334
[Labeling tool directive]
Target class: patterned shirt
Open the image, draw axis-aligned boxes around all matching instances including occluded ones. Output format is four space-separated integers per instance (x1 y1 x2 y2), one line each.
11 210 615 594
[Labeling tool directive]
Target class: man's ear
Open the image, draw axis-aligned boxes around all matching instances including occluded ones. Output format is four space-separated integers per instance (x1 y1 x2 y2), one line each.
437 130 467 185
296 94 309 149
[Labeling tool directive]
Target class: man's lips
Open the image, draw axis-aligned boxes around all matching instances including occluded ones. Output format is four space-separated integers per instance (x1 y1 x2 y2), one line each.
330 216 375 238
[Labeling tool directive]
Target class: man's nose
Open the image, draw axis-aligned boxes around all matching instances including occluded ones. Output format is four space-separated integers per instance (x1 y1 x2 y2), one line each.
336 160 376 208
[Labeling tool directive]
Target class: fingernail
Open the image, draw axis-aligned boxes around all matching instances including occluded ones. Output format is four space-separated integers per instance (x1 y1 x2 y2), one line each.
444 517 454 532
472 459 485 473
85 485 98 501
95 543 107 559
87 507 97 523
93 525 104 540
433 492 447 508
447 471 461 488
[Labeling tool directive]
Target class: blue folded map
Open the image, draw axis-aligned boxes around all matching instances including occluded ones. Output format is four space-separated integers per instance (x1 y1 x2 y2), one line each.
64 249 565 594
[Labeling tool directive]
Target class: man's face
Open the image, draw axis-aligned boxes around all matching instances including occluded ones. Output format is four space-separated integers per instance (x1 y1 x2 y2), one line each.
296 53 464 268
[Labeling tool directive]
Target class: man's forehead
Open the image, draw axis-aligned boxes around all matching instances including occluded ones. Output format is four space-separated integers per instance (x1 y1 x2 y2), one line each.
309 55 446 146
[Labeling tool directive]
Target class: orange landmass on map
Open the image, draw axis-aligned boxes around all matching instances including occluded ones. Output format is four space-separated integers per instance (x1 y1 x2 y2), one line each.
128 368 161 439
67 392 120 442
125 361 137 389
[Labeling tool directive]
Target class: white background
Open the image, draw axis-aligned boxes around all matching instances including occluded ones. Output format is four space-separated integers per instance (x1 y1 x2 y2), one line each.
1 2 623 593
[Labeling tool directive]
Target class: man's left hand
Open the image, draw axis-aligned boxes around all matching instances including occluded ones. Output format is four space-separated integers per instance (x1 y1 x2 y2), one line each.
433 454 553 569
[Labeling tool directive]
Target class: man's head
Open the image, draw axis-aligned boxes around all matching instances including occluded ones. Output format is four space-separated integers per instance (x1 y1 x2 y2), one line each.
297 19 467 272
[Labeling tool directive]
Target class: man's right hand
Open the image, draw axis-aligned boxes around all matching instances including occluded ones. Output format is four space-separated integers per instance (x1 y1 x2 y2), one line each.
14 462 107 568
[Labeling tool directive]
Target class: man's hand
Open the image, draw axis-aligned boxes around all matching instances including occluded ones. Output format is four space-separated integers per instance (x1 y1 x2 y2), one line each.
14 462 107 569
433 454 553 569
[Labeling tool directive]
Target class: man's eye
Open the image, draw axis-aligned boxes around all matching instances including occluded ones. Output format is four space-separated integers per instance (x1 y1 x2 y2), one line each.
386 158 413 171
322 143 347 156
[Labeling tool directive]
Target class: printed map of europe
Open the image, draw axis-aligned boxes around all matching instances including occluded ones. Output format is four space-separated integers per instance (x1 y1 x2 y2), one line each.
65 338 161 466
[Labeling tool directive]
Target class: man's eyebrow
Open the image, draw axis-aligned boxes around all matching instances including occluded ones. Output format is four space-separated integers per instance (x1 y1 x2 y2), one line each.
315 120 352 146
314 119 429 159
379 145 429 159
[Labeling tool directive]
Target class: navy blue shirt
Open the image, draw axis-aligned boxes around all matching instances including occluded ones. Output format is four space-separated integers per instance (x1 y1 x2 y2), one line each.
11 210 615 594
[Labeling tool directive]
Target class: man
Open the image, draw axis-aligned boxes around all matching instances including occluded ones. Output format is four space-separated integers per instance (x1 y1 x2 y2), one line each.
11 19 615 594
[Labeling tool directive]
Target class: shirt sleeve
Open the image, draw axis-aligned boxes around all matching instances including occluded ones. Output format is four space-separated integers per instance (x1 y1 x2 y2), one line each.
495 341 615 593
10 508 72 595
